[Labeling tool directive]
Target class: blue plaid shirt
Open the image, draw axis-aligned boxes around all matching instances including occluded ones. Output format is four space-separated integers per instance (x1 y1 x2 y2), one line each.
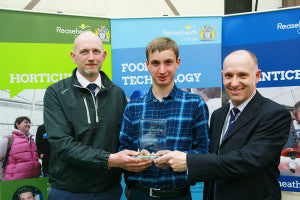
119 85 210 189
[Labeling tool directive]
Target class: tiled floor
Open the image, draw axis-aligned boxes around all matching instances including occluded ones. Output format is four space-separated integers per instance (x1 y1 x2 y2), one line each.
282 191 300 200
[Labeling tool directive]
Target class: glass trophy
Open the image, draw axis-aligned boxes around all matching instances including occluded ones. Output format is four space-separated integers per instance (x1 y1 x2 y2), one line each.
133 119 167 159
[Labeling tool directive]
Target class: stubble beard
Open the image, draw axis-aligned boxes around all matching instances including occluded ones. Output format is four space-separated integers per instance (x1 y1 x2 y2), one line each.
79 68 100 77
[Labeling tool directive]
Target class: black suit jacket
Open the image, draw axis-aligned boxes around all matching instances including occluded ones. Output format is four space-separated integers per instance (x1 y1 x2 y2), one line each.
187 92 291 200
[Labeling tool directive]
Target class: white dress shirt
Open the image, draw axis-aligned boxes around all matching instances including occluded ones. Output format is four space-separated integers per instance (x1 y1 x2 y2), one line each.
76 70 103 96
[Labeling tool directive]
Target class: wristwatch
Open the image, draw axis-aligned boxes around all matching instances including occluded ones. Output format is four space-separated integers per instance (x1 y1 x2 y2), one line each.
288 156 297 173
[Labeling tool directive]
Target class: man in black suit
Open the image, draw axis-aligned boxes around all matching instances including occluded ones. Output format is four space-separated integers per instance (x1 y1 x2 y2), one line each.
155 50 291 200
35 124 50 177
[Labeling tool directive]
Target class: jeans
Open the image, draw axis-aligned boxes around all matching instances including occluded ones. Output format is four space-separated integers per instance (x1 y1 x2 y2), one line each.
127 187 192 200
47 184 122 200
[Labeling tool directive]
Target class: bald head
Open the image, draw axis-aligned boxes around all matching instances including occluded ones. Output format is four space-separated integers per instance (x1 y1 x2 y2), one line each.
223 50 258 71
73 31 104 53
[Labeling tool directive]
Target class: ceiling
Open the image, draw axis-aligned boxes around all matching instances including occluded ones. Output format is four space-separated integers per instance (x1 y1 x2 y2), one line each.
0 0 285 18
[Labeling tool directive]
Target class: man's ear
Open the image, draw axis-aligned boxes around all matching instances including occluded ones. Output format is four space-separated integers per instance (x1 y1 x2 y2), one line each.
146 59 150 70
70 51 76 63
176 58 181 69
255 69 261 84
102 50 107 61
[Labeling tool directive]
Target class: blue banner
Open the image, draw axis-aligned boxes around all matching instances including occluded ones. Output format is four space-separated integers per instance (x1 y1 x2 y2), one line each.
111 17 222 98
223 8 300 88
279 176 300 192
112 17 221 48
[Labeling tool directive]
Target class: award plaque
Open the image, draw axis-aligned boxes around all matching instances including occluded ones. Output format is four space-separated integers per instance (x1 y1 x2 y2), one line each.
133 119 167 159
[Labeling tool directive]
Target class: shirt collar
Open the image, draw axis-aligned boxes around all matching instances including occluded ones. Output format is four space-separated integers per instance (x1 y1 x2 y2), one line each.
76 70 102 89
145 84 179 102
14 129 31 138
229 90 256 112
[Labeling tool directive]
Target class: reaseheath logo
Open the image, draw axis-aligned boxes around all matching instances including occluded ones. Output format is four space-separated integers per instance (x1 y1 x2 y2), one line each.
277 20 300 34
56 24 91 35
163 25 199 42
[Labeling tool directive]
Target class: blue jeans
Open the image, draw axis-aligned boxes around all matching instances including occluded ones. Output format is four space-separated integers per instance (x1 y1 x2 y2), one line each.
47 184 122 200
127 187 192 200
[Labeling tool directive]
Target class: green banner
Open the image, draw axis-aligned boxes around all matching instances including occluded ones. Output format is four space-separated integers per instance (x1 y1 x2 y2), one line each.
0 9 111 44
0 9 112 98
0 177 49 200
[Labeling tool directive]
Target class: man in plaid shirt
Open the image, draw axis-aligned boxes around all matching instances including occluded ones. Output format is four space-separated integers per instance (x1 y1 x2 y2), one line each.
119 37 210 200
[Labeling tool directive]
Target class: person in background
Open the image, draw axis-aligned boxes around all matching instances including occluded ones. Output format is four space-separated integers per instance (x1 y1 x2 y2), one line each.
279 102 300 174
281 105 298 149
119 37 210 199
279 140 300 174
155 50 291 200
293 101 300 134
18 187 36 200
0 116 41 181
35 124 50 177
44 31 150 200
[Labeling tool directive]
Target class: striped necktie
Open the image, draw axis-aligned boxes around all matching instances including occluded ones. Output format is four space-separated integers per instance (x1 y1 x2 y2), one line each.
222 107 240 142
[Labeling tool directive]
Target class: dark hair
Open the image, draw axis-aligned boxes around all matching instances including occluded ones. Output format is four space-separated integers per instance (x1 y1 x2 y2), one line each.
14 116 31 129
146 37 179 60
13 185 43 200
294 101 300 115
17 186 34 198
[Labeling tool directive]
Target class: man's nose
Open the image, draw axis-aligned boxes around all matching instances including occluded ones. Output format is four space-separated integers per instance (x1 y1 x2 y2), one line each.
88 52 95 60
159 64 166 73
231 76 240 86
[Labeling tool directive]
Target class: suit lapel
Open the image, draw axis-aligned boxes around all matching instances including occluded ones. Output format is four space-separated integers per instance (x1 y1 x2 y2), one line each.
221 92 263 144
211 104 229 153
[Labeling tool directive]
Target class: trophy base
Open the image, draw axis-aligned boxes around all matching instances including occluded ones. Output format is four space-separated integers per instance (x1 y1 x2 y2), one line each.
132 155 160 159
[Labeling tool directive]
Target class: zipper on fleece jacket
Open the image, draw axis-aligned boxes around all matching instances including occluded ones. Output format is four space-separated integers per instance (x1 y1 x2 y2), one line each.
75 85 99 124
82 95 99 124
93 94 99 123
83 96 91 124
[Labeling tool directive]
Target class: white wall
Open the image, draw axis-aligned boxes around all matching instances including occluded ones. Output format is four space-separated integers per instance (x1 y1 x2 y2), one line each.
255 0 283 12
